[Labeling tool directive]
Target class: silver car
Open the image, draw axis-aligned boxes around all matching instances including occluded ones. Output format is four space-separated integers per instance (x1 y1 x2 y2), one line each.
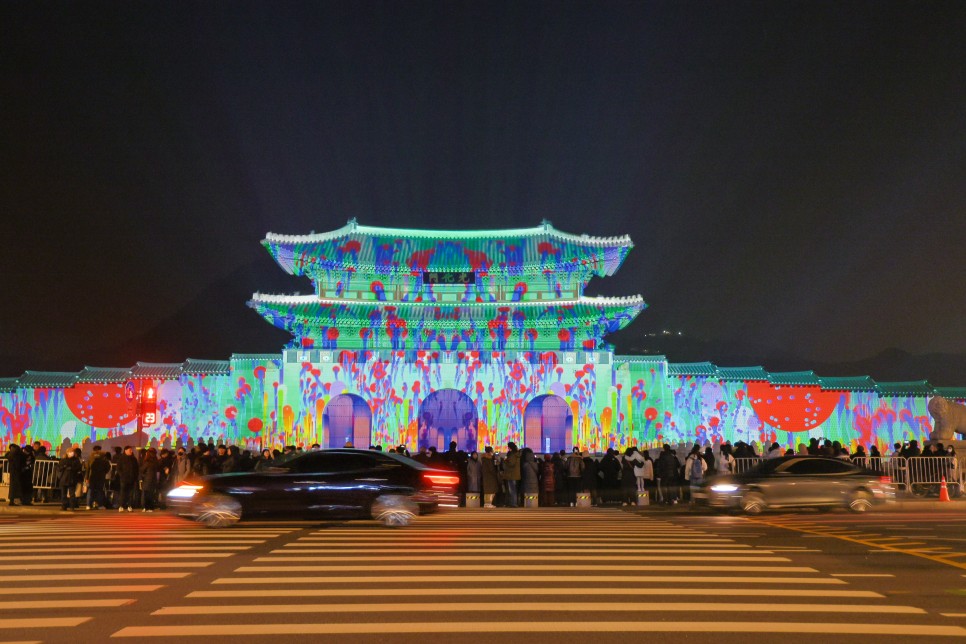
696 456 896 514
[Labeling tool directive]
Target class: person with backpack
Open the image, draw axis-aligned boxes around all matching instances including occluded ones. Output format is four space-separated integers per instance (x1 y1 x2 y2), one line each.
684 445 708 504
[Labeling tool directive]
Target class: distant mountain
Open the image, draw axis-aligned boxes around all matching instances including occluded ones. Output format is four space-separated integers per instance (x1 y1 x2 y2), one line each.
613 329 966 387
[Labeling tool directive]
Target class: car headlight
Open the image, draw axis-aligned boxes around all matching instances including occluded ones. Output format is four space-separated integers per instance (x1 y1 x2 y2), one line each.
709 483 739 493
167 484 204 499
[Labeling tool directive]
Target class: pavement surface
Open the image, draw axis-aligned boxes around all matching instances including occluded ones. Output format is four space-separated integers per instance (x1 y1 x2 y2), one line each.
0 504 964 642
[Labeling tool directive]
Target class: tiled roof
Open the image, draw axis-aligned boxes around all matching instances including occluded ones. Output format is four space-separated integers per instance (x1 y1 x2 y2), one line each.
0 378 20 393
716 366 769 381
182 359 231 376
76 366 132 383
768 371 820 386
667 362 717 377
265 219 633 247
875 380 934 397
933 387 966 401
17 371 79 388
129 362 184 380
231 354 284 363
818 376 877 392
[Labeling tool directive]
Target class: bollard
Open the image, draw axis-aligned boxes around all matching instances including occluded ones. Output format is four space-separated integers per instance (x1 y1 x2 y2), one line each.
464 493 481 508
524 494 539 508
637 490 650 506
576 492 592 507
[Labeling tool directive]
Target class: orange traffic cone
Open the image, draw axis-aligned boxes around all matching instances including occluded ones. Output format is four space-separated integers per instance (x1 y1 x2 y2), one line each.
939 477 951 502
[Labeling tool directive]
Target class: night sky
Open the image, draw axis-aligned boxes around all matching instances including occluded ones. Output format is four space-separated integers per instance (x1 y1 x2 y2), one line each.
3 1 966 382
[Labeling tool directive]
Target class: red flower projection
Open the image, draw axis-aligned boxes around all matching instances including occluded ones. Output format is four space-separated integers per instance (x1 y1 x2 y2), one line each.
745 382 838 432
64 384 135 428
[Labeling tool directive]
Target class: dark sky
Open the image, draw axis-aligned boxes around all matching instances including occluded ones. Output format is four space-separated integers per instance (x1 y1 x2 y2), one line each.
3 1 966 378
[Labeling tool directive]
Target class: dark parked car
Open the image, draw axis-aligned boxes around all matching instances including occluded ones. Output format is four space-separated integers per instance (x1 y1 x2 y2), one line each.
695 456 895 514
167 449 459 527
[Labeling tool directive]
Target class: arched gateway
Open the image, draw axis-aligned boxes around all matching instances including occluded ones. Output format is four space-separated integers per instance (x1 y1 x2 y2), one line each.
418 389 478 451
524 394 573 453
322 393 372 448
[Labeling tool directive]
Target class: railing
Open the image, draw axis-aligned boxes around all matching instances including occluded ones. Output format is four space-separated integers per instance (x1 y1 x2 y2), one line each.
0 458 60 490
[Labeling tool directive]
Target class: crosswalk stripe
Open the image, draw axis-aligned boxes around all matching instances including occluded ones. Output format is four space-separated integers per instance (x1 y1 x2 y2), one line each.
252 554 788 562
187 587 884 598
215 574 836 584
0 546 251 553
0 617 90 629
235 563 808 572
0 573 190 582
111 621 966 637
0 553 230 560
274 546 757 553
0 585 162 595
151 601 924 616
0 599 134 609
0 563 212 570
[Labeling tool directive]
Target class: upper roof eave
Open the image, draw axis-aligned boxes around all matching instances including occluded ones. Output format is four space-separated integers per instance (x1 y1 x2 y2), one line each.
76 366 133 383
249 293 646 308
263 219 633 248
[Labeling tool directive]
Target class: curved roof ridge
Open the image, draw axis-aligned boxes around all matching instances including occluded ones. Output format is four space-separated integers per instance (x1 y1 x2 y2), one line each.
250 293 645 307
264 219 633 247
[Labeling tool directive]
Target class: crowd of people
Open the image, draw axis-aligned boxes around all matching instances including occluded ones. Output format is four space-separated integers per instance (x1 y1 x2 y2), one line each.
1 435 959 511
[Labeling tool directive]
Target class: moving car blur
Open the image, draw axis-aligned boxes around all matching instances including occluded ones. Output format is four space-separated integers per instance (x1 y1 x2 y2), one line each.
167 448 459 527
695 455 895 514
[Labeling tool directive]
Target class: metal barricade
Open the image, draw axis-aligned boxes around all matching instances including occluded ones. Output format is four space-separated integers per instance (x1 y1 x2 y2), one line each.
906 456 961 497
732 458 764 474
31 459 58 490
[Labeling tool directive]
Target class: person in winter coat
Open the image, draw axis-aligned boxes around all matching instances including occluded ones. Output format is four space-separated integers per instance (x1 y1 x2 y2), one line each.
654 444 681 505
139 448 161 512
621 448 642 505
552 450 568 506
465 451 482 496
717 444 735 475
501 442 522 507
20 445 35 505
115 446 140 512
520 448 539 506
635 450 654 495
56 448 83 511
5 444 25 506
565 447 584 506
481 446 500 508
597 449 621 504
539 454 556 507
684 445 708 504
581 452 599 506
86 450 111 510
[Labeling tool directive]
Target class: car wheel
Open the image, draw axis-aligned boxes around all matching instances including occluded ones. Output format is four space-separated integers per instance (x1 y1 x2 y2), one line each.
848 490 872 513
195 493 242 528
371 494 418 527
741 492 766 515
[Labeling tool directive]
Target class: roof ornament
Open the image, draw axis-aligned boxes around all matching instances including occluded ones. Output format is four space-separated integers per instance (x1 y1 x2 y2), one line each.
541 219 552 230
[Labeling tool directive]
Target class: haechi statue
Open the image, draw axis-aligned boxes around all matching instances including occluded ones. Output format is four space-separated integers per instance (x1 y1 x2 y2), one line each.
927 396 966 441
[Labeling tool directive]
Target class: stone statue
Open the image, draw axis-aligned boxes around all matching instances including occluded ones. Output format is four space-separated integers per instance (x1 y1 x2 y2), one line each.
927 396 966 441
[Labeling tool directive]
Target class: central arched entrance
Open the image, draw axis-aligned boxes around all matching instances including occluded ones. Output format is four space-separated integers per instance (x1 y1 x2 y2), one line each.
418 389 478 451
322 394 372 448
523 395 572 453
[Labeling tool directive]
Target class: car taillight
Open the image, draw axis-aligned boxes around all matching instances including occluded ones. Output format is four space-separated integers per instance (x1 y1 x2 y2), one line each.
879 476 892 485
423 473 459 487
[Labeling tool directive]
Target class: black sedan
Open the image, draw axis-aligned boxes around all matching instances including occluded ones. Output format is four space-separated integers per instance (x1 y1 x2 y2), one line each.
694 455 896 514
167 449 459 527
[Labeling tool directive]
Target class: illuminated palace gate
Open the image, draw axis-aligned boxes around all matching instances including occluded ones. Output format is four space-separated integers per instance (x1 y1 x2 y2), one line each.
1 221 961 454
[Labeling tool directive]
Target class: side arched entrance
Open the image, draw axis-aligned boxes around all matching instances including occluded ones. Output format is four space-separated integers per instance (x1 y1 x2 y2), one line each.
322 394 372 449
418 389 478 451
523 395 572 453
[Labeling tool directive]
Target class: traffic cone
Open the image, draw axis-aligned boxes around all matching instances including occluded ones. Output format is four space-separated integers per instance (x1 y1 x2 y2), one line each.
939 477 951 502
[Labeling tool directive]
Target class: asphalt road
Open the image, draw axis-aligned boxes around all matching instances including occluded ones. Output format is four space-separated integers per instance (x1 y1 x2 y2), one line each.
0 506 964 642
